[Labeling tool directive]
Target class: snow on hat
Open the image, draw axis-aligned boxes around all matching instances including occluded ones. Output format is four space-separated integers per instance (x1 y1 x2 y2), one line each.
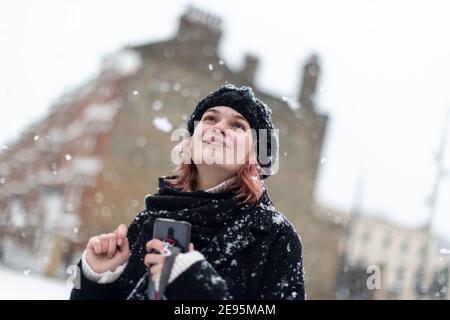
187 84 278 179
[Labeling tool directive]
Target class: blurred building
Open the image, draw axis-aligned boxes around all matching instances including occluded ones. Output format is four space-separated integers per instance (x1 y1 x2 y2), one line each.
0 5 342 297
318 203 450 299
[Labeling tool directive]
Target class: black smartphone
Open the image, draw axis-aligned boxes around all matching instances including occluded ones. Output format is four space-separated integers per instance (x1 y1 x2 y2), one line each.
148 218 192 300
152 218 192 253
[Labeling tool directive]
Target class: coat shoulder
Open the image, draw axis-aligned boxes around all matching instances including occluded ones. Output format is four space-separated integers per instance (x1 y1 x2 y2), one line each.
125 209 151 244
129 209 150 229
251 203 302 241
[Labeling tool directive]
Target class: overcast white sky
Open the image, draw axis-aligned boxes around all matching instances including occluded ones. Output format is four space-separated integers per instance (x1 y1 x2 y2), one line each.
0 0 449 241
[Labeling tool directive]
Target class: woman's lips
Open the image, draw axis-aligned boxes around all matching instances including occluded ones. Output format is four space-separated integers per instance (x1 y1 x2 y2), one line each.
203 136 226 147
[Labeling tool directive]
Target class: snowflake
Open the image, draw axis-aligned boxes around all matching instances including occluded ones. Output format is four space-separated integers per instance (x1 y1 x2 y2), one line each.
272 213 285 225
152 100 163 111
225 241 239 255
153 116 173 133
211 275 222 285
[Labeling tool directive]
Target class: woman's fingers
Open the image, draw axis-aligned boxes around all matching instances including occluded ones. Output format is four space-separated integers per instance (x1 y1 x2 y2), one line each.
148 257 163 283
85 224 129 260
107 233 116 258
146 239 164 253
99 234 109 253
88 233 118 257
150 263 162 275
116 224 128 246
89 236 102 255
144 253 165 269
119 237 130 255
189 243 194 252
87 237 94 253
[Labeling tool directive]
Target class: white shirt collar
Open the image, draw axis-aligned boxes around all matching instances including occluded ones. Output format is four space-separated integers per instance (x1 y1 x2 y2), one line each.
204 177 237 193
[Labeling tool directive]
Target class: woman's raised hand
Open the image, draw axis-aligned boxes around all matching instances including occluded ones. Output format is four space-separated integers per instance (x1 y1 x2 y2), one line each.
85 224 130 274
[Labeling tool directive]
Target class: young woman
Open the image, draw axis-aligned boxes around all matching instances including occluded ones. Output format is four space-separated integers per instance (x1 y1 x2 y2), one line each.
70 84 305 300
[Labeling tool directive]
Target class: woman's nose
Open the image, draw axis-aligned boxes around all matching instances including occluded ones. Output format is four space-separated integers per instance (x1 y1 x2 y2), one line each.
213 120 227 135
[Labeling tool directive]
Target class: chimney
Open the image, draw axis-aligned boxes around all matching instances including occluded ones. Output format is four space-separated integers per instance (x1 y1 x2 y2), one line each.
176 5 223 47
240 54 259 83
298 54 320 114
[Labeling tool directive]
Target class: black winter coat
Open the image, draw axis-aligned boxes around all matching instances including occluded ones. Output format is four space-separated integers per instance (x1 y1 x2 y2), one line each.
70 177 306 300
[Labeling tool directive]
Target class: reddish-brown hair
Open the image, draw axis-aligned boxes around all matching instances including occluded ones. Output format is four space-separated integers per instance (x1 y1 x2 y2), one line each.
165 153 264 205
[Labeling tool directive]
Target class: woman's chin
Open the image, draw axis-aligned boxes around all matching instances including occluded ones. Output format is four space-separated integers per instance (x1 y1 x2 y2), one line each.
201 154 226 165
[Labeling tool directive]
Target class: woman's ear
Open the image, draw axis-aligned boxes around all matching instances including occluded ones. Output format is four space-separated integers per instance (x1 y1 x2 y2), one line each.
170 138 191 165
180 138 192 164
249 141 258 165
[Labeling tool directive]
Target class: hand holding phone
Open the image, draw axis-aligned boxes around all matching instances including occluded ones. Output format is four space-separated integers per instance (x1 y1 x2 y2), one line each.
146 218 192 300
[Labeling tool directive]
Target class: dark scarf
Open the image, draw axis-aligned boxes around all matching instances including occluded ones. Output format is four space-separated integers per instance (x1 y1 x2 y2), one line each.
144 176 263 251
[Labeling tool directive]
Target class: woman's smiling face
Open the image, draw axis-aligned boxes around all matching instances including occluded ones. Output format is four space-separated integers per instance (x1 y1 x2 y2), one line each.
190 106 255 170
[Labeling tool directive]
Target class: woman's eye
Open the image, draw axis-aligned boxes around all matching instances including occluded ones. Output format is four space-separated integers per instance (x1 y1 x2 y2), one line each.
232 122 244 130
203 115 216 122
